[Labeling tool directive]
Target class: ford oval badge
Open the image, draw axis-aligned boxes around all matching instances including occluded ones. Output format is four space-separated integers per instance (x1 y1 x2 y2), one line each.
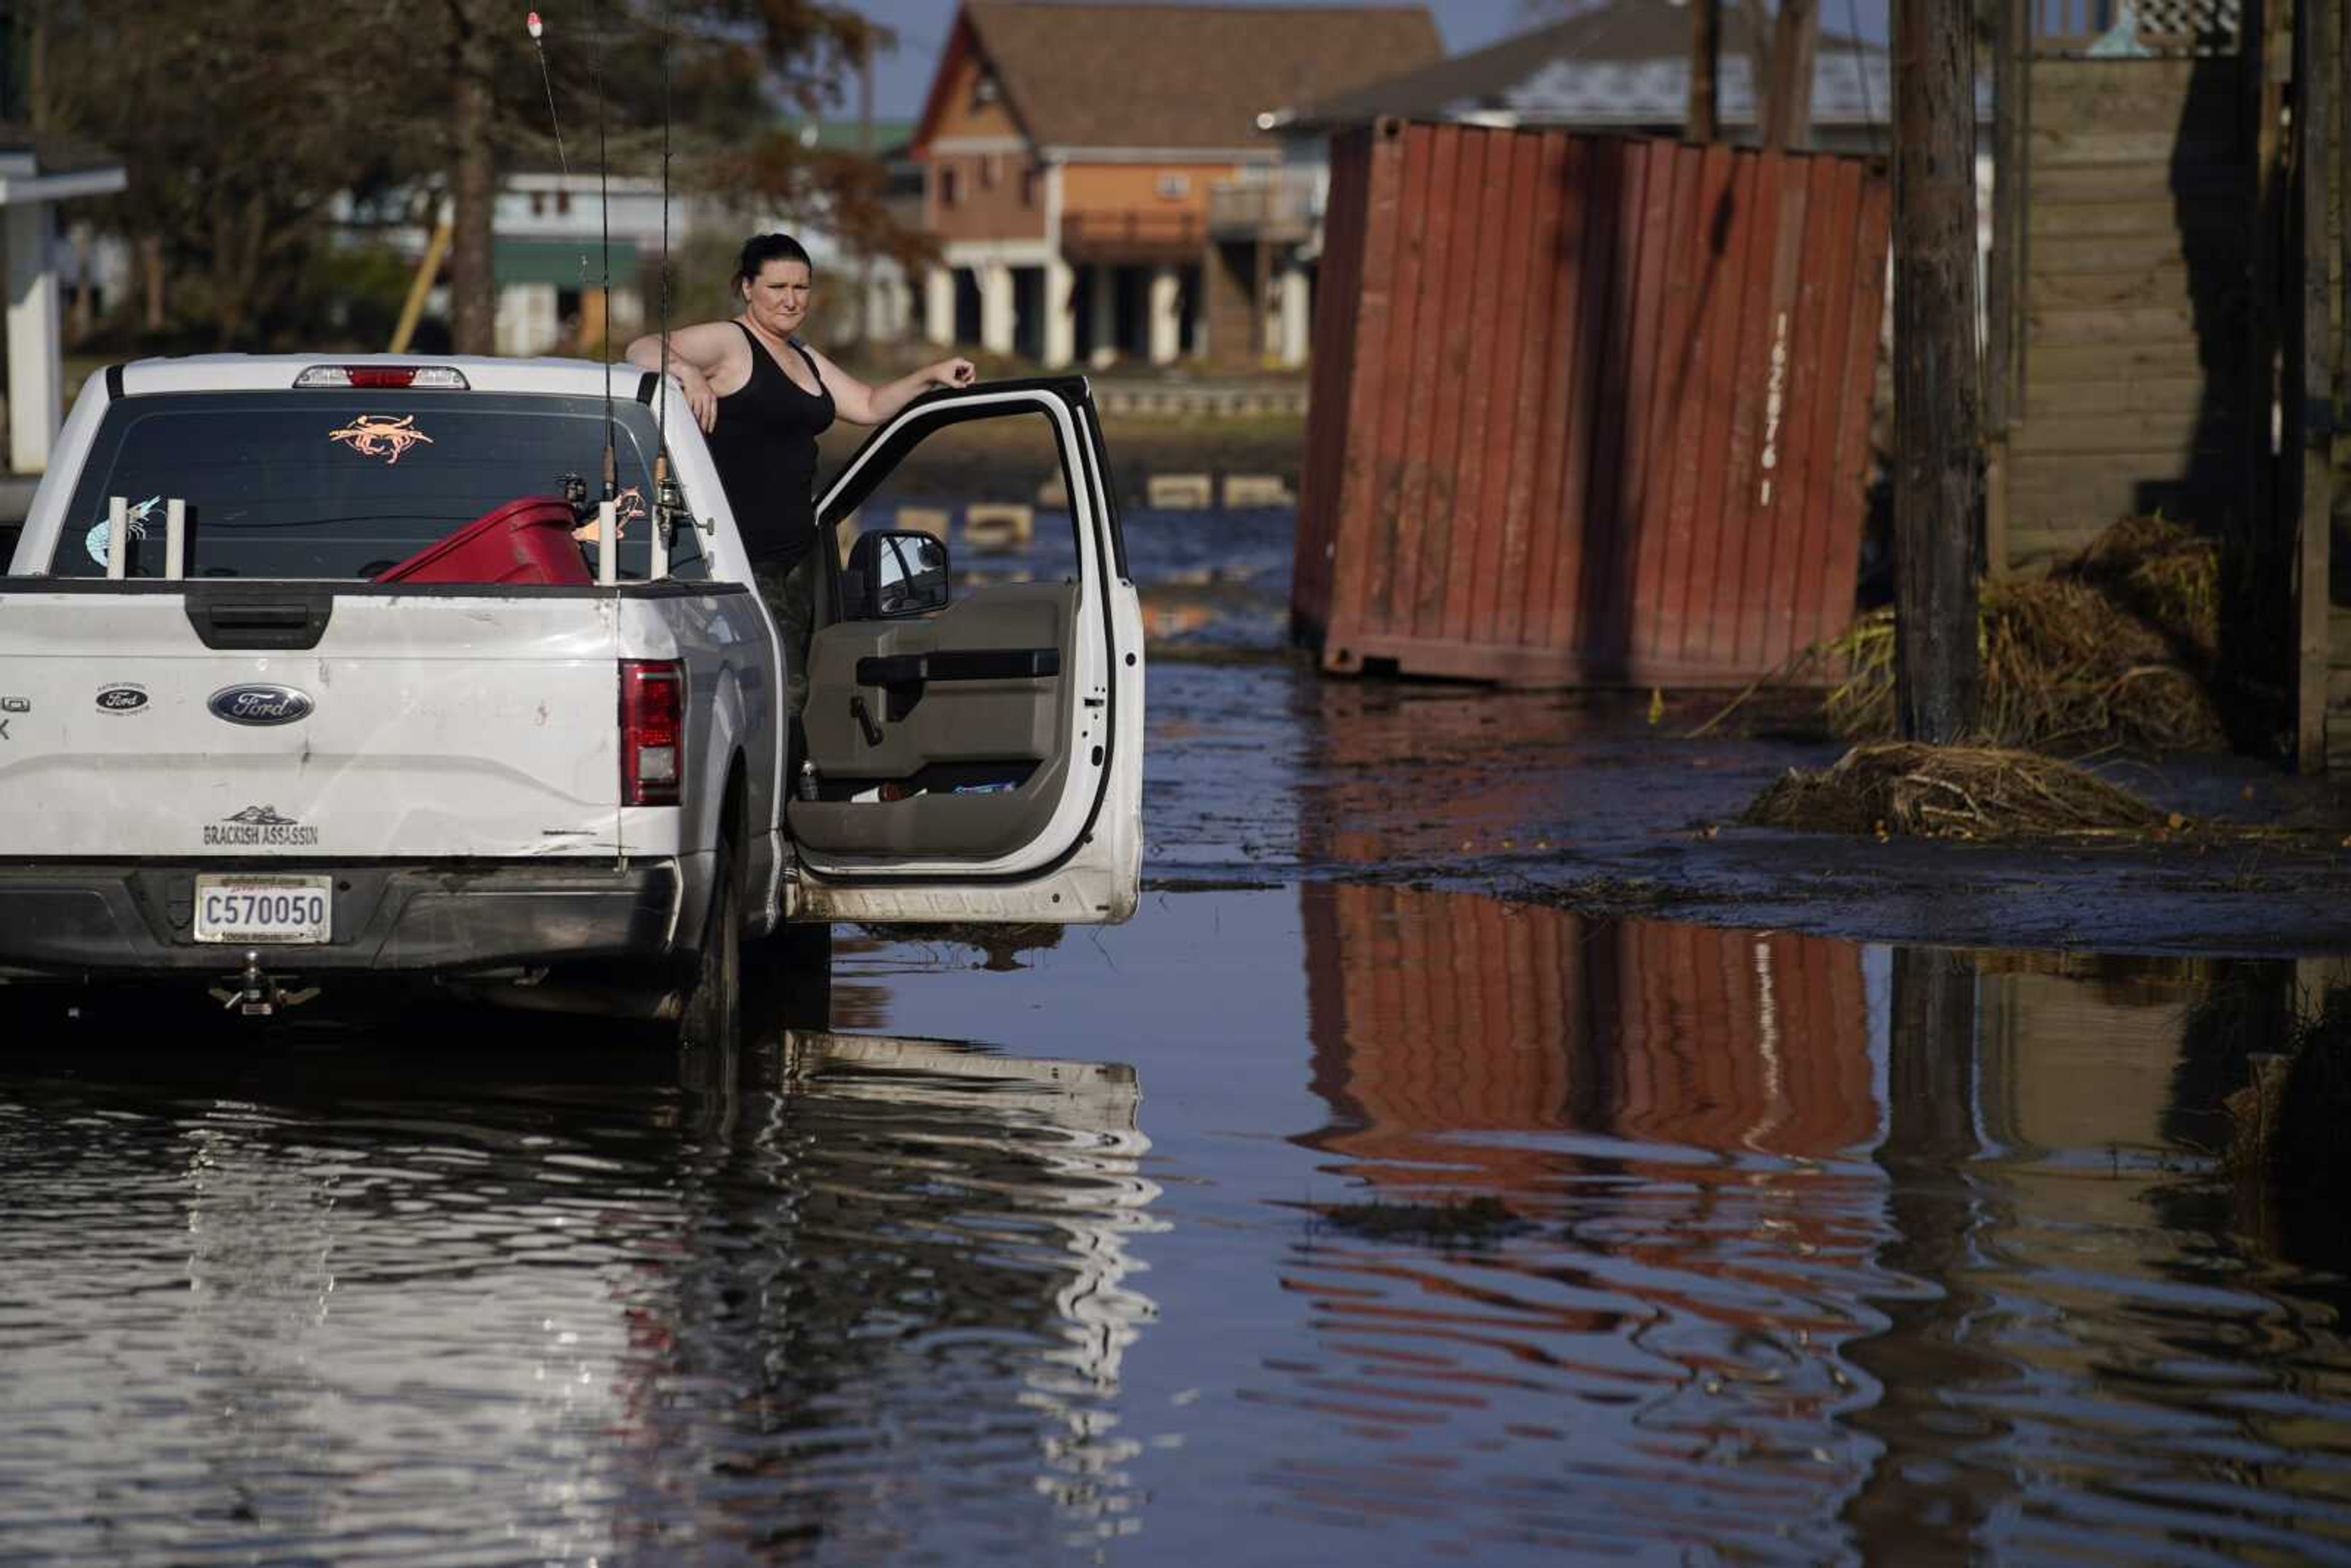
208 684 314 726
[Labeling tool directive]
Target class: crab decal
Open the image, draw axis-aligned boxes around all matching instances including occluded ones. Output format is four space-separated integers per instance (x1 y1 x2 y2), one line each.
572 486 648 545
327 413 434 465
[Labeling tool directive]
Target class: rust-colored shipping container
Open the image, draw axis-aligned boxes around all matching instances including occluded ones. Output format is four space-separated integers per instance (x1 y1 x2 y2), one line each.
1294 120 1893 686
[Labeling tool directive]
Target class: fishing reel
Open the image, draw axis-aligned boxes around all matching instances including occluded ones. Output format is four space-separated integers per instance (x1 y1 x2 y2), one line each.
654 465 689 547
649 456 709 544
559 471 595 527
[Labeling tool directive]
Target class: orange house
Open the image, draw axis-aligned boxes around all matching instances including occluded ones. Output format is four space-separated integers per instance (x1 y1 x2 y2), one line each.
909 2 1440 369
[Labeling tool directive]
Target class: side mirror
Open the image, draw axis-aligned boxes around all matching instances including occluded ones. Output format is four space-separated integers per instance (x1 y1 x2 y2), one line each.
846 529 950 619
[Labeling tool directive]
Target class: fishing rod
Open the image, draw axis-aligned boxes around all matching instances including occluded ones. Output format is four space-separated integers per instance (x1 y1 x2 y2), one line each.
528 6 624 579
523 12 592 310
593 0 616 506
653 0 684 552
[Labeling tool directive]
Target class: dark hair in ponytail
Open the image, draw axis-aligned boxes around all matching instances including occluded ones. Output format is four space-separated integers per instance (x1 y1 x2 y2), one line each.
735 233 814 299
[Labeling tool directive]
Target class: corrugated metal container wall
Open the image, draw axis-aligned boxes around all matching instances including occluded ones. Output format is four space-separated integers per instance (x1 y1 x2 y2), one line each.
1294 120 1894 686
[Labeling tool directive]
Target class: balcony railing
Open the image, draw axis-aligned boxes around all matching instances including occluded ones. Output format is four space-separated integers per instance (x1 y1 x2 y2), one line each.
1060 210 1205 261
1207 172 1320 239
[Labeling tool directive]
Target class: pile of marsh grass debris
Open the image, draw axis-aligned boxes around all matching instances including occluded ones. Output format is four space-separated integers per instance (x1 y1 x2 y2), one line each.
1738 517 2237 841
1824 516 2227 754
1743 741 2165 841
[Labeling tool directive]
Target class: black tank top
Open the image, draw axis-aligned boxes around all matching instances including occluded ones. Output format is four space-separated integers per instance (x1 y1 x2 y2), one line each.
705 321 835 568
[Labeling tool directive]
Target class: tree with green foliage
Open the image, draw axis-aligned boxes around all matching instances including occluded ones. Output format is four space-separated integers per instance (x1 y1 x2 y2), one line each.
47 1 428 345
41 0 909 351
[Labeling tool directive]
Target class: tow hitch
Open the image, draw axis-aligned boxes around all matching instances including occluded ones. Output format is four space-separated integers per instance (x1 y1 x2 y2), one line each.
209 950 321 1017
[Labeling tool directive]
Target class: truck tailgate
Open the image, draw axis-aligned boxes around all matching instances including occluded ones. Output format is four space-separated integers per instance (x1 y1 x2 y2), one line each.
0 591 622 859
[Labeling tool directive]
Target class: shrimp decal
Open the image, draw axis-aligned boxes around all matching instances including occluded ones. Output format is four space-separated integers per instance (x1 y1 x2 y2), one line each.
84 494 160 567
327 413 435 465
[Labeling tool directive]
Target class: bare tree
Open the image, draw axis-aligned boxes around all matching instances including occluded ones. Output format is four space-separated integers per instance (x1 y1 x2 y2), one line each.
1737 0 1777 108
1689 0 1722 140
447 0 498 356
1760 0 1820 148
1517 0 1818 144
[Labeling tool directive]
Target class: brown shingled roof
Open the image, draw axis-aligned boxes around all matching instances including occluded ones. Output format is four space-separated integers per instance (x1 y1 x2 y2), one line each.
959 2 1442 151
1289 0 1890 132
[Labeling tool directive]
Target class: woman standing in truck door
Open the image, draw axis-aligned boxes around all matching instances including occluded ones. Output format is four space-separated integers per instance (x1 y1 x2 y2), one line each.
624 233 975 710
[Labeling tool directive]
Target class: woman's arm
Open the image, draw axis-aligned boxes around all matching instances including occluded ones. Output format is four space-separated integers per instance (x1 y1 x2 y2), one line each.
803 346 977 428
623 321 742 432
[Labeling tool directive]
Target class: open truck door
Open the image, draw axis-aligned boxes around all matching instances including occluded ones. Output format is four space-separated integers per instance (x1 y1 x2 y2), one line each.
785 379 1142 926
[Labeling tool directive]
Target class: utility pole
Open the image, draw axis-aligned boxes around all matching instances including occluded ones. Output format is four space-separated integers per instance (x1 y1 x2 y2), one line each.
1984 0 2026 583
1759 0 1820 149
1891 0 1982 744
1687 0 1721 142
2293 0 2340 768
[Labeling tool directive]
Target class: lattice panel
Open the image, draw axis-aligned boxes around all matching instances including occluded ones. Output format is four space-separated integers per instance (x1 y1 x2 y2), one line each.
2135 0 2243 43
2034 0 2243 54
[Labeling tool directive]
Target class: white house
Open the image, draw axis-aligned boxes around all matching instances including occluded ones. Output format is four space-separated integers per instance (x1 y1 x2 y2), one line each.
366 155 918 359
1 129 126 477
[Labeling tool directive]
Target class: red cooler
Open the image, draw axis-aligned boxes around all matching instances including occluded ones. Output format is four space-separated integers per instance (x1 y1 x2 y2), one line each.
373 498 594 586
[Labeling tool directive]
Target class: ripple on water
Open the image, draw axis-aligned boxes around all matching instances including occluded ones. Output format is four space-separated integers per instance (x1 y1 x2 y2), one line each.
0 1028 1161 1564
4 888 2351 1564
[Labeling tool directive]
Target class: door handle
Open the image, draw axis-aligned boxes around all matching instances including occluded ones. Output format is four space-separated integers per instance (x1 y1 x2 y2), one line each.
849 694 884 748
184 591 334 650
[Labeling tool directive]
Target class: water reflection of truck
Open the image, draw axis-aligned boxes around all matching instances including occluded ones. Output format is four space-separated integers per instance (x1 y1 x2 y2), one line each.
613 1030 1163 1547
0 357 1143 1040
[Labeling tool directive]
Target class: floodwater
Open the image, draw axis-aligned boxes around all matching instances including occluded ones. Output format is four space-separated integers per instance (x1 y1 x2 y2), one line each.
869 493 1298 654
4 893 2350 1565
8 501 2351 1562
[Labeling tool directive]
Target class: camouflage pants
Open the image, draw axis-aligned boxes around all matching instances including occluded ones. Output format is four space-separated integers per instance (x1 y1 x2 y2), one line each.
752 553 818 713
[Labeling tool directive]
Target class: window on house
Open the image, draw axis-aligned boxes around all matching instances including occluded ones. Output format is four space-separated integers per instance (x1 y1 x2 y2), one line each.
555 190 572 216
972 73 999 107
940 166 962 208
981 152 1000 189
1022 167 1041 207
1156 173 1191 200
530 192 547 217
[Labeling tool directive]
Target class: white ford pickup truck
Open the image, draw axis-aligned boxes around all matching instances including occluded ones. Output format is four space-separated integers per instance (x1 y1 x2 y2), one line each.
0 354 1144 1041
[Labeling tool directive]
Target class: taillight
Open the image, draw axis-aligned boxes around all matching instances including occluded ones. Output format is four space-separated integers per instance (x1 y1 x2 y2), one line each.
620 660 684 806
294 364 470 389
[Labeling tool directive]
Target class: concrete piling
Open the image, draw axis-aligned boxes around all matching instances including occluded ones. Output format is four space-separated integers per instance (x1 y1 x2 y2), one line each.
963 503 1036 551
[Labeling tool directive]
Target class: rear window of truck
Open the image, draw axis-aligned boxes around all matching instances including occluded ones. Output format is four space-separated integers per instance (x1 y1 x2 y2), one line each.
52 391 708 582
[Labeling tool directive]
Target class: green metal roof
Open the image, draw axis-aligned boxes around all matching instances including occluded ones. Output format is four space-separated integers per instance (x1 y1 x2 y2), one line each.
784 119 915 156
495 238 640 288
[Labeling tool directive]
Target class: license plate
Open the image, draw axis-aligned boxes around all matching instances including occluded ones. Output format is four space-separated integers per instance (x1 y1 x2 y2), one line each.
193 875 332 945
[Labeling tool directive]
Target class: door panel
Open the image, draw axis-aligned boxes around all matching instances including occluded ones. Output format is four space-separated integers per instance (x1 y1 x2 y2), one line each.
793 583 1075 858
786 380 1140 921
